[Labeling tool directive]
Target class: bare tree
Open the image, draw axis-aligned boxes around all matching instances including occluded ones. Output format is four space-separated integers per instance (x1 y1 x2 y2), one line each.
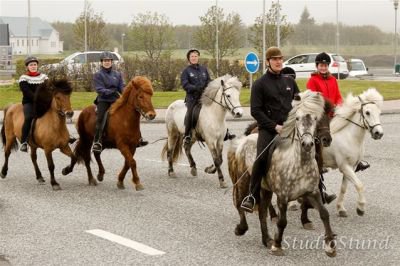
249 1 293 56
195 5 243 62
128 12 175 61
73 4 108 50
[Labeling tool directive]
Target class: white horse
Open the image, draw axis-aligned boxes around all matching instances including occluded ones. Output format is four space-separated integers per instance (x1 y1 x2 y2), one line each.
161 74 243 188
323 88 384 217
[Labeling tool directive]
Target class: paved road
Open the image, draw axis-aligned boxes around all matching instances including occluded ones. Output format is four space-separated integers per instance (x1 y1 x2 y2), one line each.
0 115 399 265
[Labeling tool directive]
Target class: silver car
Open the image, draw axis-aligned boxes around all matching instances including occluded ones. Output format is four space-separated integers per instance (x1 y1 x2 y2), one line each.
283 53 349 79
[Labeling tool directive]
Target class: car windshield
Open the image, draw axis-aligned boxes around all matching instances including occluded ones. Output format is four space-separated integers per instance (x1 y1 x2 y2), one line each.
332 55 345 62
351 62 365 71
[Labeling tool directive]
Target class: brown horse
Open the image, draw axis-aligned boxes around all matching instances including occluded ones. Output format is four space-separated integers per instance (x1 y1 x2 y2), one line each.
1 79 74 190
62 76 156 190
228 96 333 237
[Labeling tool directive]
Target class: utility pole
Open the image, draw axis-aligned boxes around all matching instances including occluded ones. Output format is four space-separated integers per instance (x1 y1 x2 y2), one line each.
336 0 340 80
394 0 399 73
277 0 281 48
262 0 266 73
27 0 31 55
215 0 219 76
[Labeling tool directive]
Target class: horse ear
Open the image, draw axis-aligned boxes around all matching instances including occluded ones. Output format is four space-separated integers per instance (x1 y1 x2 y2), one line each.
221 80 225 86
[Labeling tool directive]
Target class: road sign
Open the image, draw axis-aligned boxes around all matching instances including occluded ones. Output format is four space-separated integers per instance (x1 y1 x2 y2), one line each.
244 52 259 74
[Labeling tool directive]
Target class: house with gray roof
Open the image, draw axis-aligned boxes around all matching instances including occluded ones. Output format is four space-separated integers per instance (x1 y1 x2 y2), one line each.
0 16 63 55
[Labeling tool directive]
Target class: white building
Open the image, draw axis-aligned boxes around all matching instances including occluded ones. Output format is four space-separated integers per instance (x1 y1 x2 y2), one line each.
0 16 63 55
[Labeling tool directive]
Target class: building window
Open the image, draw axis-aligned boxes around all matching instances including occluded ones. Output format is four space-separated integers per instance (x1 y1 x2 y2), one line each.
32 39 34 46
51 41 56 48
22 39 24 46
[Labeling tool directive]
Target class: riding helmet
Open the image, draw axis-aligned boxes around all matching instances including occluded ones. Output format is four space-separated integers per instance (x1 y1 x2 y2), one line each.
315 52 331 66
266 46 283 60
24 56 39 66
186 48 200 61
100 51 114 61
281 66 296 79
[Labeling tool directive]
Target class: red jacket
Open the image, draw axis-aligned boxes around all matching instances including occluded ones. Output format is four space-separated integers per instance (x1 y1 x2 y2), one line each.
306 72 342 106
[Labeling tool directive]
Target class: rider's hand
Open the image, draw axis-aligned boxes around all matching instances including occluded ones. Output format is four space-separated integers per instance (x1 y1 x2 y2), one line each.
275 124 283 134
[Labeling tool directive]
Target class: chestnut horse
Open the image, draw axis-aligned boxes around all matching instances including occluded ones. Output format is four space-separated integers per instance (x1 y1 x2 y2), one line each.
1 79 74 190
62 76 156 190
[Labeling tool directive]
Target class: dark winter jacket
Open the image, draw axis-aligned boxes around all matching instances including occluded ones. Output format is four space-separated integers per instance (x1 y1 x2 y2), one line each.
18 73 48 104
250 69 300 133
180 64 210 103
93 67 125 103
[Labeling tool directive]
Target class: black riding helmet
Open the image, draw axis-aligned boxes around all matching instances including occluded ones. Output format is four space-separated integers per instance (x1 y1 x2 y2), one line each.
100 51 114 61
186 48 200 61
315 52 331 66
24 56 39 66
281 66 296 79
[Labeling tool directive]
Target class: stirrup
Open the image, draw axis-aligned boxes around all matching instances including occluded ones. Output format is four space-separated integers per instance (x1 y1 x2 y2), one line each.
92 142 102 154
355 160 370 172
183 136 191 145
241 194 256 213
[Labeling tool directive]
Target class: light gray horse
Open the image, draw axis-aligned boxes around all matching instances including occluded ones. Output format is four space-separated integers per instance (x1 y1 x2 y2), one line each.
161 75 243 188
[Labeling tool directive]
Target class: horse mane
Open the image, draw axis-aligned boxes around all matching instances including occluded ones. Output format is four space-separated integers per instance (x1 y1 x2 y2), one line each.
33 78 72 118
331 88 383 134
200 74 242 106
280 90 325 138
110 76 153 115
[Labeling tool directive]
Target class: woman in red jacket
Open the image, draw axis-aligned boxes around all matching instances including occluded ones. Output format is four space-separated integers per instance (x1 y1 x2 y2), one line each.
307 52 369 172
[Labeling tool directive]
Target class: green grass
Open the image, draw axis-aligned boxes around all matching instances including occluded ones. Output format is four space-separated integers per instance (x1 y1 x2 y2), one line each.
1 79 399 110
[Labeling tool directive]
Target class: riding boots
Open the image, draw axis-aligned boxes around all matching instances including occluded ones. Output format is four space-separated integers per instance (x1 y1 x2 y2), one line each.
20 142 28 152
241 194 256 213
355 160 370 172
137 137 149 147
223 129 236 141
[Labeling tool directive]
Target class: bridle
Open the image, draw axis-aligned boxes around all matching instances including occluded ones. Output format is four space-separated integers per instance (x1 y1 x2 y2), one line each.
339 96 381 135
205 81 242 115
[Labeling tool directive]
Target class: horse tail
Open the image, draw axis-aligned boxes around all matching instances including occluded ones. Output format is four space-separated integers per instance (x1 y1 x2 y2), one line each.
161 135 183 162
73 112 92 164
1 106 18 151
244 121 258 136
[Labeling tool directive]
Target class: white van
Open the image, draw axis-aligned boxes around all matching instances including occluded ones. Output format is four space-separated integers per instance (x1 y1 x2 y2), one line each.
348 59 369 77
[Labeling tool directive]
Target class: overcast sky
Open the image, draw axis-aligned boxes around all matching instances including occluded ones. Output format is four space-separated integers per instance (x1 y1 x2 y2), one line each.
0 0 396 32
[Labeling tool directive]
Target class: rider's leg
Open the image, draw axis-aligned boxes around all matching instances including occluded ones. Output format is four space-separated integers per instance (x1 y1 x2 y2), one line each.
224 128 236 141
20 103 34 152
92 101 110 153
241 130 276 213
184 101 195 145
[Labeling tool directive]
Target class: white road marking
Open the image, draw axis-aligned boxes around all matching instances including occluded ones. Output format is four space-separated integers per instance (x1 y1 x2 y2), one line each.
86 229 165 256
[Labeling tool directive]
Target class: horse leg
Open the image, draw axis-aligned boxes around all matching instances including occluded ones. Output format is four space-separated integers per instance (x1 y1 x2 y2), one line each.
305 192 337 257
269 203 278 224
234 185 249 236
340 165 366 216
1 137 15 179
117 160 129 189
93 152 105 182
44 150 61 190
301 197 315 230
82 151 97 186
337 175 349 217
206 146 226 188
118 146 143 191
166 133 179 178
259 189 274 248
60 145 77 176
270 198 287 256
184 142 197 177
30 147 45 183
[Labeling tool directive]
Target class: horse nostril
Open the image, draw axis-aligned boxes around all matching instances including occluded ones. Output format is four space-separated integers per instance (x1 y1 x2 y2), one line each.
66 111 74 118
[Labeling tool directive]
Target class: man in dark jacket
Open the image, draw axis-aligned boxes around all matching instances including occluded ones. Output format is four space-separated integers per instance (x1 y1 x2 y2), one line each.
241 47 300 213
180 48 235 146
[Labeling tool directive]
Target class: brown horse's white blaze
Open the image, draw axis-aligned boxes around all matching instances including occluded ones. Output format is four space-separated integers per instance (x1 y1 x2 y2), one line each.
1 79 74 190
62 76 156 191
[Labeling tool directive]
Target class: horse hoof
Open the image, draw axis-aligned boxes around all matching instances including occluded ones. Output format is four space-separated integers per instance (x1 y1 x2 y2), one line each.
356 208 365 216
204 166 216 174
89 179 98 186
303 222 315 230
263 239 274 249
97 174 104 182
271 217 278 224
288 202 299 211
117 182 125 189
190 167 197 177
338 210 348 217
61 167 71 176
135 184 144 191
52 184 61 191
168 171 177 178
219 180 228 188
325 249 337 257
37 178 46 184
234 225 248 236
0 172 6 179
269 246 285 256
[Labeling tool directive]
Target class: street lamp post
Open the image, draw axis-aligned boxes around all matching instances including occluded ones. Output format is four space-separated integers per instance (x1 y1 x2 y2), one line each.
216 0 219 76
262 0 266 73
121 33 125 54
394 0 399 74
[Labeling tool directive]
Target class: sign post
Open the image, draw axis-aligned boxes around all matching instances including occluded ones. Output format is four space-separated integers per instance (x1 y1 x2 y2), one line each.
244 52 260 90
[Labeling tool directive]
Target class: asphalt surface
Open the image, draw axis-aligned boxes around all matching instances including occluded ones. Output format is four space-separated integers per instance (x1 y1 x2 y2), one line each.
0 113 399 265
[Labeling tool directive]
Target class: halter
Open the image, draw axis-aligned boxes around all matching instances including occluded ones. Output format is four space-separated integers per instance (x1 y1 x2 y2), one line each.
205 81 241 115
339 96 381 135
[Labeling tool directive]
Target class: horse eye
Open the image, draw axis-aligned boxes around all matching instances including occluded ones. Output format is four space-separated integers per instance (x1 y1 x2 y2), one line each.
226 94 231 98
366 111 370 116
296 117 299 121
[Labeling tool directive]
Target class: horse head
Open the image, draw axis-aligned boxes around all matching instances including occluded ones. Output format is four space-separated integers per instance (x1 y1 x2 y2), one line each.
357 89 384 140
316 99 334 147
127 76 156 121
201 75 243 118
